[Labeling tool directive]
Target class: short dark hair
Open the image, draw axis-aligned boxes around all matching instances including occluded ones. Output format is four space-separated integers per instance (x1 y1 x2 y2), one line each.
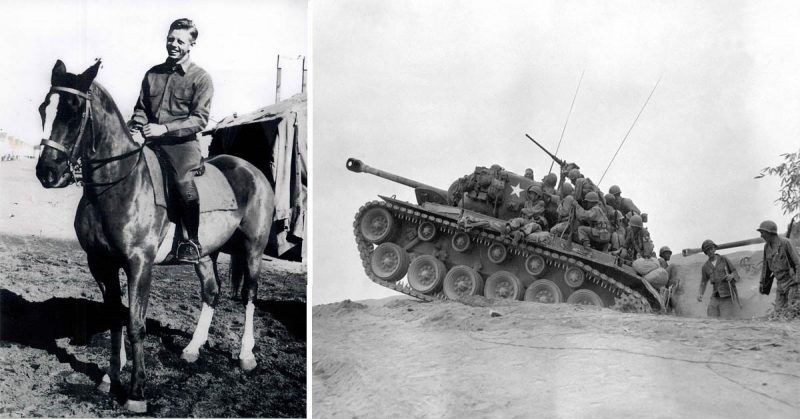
169 18 198 41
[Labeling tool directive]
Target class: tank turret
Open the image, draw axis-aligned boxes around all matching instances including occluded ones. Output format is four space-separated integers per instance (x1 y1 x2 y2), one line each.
348 156 666 313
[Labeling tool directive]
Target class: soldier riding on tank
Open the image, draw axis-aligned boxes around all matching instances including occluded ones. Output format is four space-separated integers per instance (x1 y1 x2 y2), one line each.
616 214 653 261
608 184 641 217
572 191 612 251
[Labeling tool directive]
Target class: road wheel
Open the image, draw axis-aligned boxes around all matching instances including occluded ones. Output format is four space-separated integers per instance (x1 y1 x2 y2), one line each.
484 271 523 300
370 243 409 282
524 254 547 276
417 222 437 242
487 243 508 264
524 279 563 303
566 289 604 307
360 207 395 243
451 232 471 253
443 265 484 299
407 255 446 294
564 267 585 288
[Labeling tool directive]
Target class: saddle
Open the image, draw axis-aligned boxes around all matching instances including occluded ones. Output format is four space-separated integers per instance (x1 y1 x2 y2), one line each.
142 147 237 260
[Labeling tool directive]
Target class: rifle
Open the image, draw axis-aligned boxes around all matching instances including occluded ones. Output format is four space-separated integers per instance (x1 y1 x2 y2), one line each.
525 134 572 169
724 259 742 309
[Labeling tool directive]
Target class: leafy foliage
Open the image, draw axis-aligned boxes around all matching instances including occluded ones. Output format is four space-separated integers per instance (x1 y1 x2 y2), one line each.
756 149 800 215
766 300 800 321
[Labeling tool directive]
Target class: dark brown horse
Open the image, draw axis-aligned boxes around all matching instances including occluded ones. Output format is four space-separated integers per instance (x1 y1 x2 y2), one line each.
35 60 273 413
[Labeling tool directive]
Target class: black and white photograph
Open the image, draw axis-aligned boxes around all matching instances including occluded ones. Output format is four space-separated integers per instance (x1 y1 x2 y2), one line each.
0 0 306 416
312 0 800 417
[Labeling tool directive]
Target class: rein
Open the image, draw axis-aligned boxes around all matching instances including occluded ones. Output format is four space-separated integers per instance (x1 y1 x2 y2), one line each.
40 85 147 188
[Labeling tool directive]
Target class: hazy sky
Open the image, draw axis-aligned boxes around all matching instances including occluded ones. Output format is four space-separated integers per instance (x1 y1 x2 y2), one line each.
312 0 800 304
0 0 306 145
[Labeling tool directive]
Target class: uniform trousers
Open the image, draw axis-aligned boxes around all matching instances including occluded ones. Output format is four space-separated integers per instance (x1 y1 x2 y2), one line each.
707 295 736 319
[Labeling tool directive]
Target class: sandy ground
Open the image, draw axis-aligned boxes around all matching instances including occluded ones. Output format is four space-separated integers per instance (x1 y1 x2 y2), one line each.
0 159 306 417
313 243 800 418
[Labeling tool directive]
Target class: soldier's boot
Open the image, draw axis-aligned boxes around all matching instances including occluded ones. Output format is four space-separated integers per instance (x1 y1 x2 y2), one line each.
177 197 202 264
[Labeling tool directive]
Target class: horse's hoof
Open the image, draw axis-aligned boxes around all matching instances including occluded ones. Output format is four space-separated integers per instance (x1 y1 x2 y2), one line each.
239 356 257 371
124 399 147 413
181 350 199 363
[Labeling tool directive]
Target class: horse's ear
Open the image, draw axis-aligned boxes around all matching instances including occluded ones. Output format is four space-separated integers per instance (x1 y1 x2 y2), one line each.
78 59 102 90
51 60 67 85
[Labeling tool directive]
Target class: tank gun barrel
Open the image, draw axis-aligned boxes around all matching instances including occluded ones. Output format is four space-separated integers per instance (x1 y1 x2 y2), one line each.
681 237 765 257
346 158 448 197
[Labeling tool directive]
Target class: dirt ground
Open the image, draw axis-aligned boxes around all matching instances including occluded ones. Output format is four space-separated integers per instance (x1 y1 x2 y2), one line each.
0 159 307 417
313 251 800 418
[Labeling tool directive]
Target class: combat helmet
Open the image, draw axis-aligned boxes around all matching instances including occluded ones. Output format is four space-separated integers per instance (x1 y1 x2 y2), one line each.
604 193 616 205
561 183 574 196
659 246 672 256
527 185 543 197
757 220 778 235
609 185 621 195
584 191 600 203
629 214 643 228
543 173 557 187
701 239 716 253
568 168 582 180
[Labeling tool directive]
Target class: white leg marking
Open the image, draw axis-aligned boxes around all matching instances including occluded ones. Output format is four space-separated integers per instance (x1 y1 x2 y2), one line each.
99 327 126 393
98 374 112 393
181 303 214 362
120 337 127 368
239 301 257 370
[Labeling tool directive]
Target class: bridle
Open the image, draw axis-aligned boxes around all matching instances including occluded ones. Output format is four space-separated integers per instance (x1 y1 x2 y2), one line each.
40 85 145 187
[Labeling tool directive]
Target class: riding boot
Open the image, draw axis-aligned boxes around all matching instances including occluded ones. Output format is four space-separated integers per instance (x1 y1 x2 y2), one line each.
177 198 202 263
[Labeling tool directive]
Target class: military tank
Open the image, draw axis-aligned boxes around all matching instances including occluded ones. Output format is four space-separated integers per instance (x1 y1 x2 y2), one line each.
347 157 664 313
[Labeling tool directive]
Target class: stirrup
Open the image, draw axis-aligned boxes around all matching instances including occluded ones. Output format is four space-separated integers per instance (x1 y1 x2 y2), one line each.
176 240 202 264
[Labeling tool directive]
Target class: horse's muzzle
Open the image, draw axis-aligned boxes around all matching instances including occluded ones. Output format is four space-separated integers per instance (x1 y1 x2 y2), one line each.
36 157 72 188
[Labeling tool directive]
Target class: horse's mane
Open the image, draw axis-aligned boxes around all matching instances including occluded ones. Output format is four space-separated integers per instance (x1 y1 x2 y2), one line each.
89 81 136 143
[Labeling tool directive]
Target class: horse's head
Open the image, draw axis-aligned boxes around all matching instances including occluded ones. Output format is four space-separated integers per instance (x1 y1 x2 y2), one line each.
36 59 101 188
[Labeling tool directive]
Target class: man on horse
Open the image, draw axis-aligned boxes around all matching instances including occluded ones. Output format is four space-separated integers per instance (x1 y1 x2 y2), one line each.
127 18 214 263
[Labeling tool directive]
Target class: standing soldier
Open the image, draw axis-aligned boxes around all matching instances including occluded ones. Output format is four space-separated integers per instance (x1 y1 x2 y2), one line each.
757 220 800 310
697 239 740 319
127 18 214 264
659 245 679 288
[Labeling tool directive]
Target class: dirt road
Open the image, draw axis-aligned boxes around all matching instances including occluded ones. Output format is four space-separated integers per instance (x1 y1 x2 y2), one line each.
313 297 799 418
0 159 306 417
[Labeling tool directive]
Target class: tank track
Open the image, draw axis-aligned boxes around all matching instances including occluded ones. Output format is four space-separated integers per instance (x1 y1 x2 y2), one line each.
353 200 653 312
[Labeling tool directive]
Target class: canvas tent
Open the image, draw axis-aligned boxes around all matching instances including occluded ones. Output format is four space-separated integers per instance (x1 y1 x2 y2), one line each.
207 93 306 261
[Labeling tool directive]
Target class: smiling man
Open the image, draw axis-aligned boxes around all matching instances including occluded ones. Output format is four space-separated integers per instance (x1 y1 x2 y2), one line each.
127 18 214 263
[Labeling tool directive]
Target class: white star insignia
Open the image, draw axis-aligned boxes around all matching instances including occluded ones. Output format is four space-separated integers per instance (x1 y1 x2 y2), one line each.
509 183 524 198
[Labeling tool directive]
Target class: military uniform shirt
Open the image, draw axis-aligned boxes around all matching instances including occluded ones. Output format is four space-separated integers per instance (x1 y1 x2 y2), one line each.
574 205 609 229
700 254 739 298
761 237 800 293
129 58 213 139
